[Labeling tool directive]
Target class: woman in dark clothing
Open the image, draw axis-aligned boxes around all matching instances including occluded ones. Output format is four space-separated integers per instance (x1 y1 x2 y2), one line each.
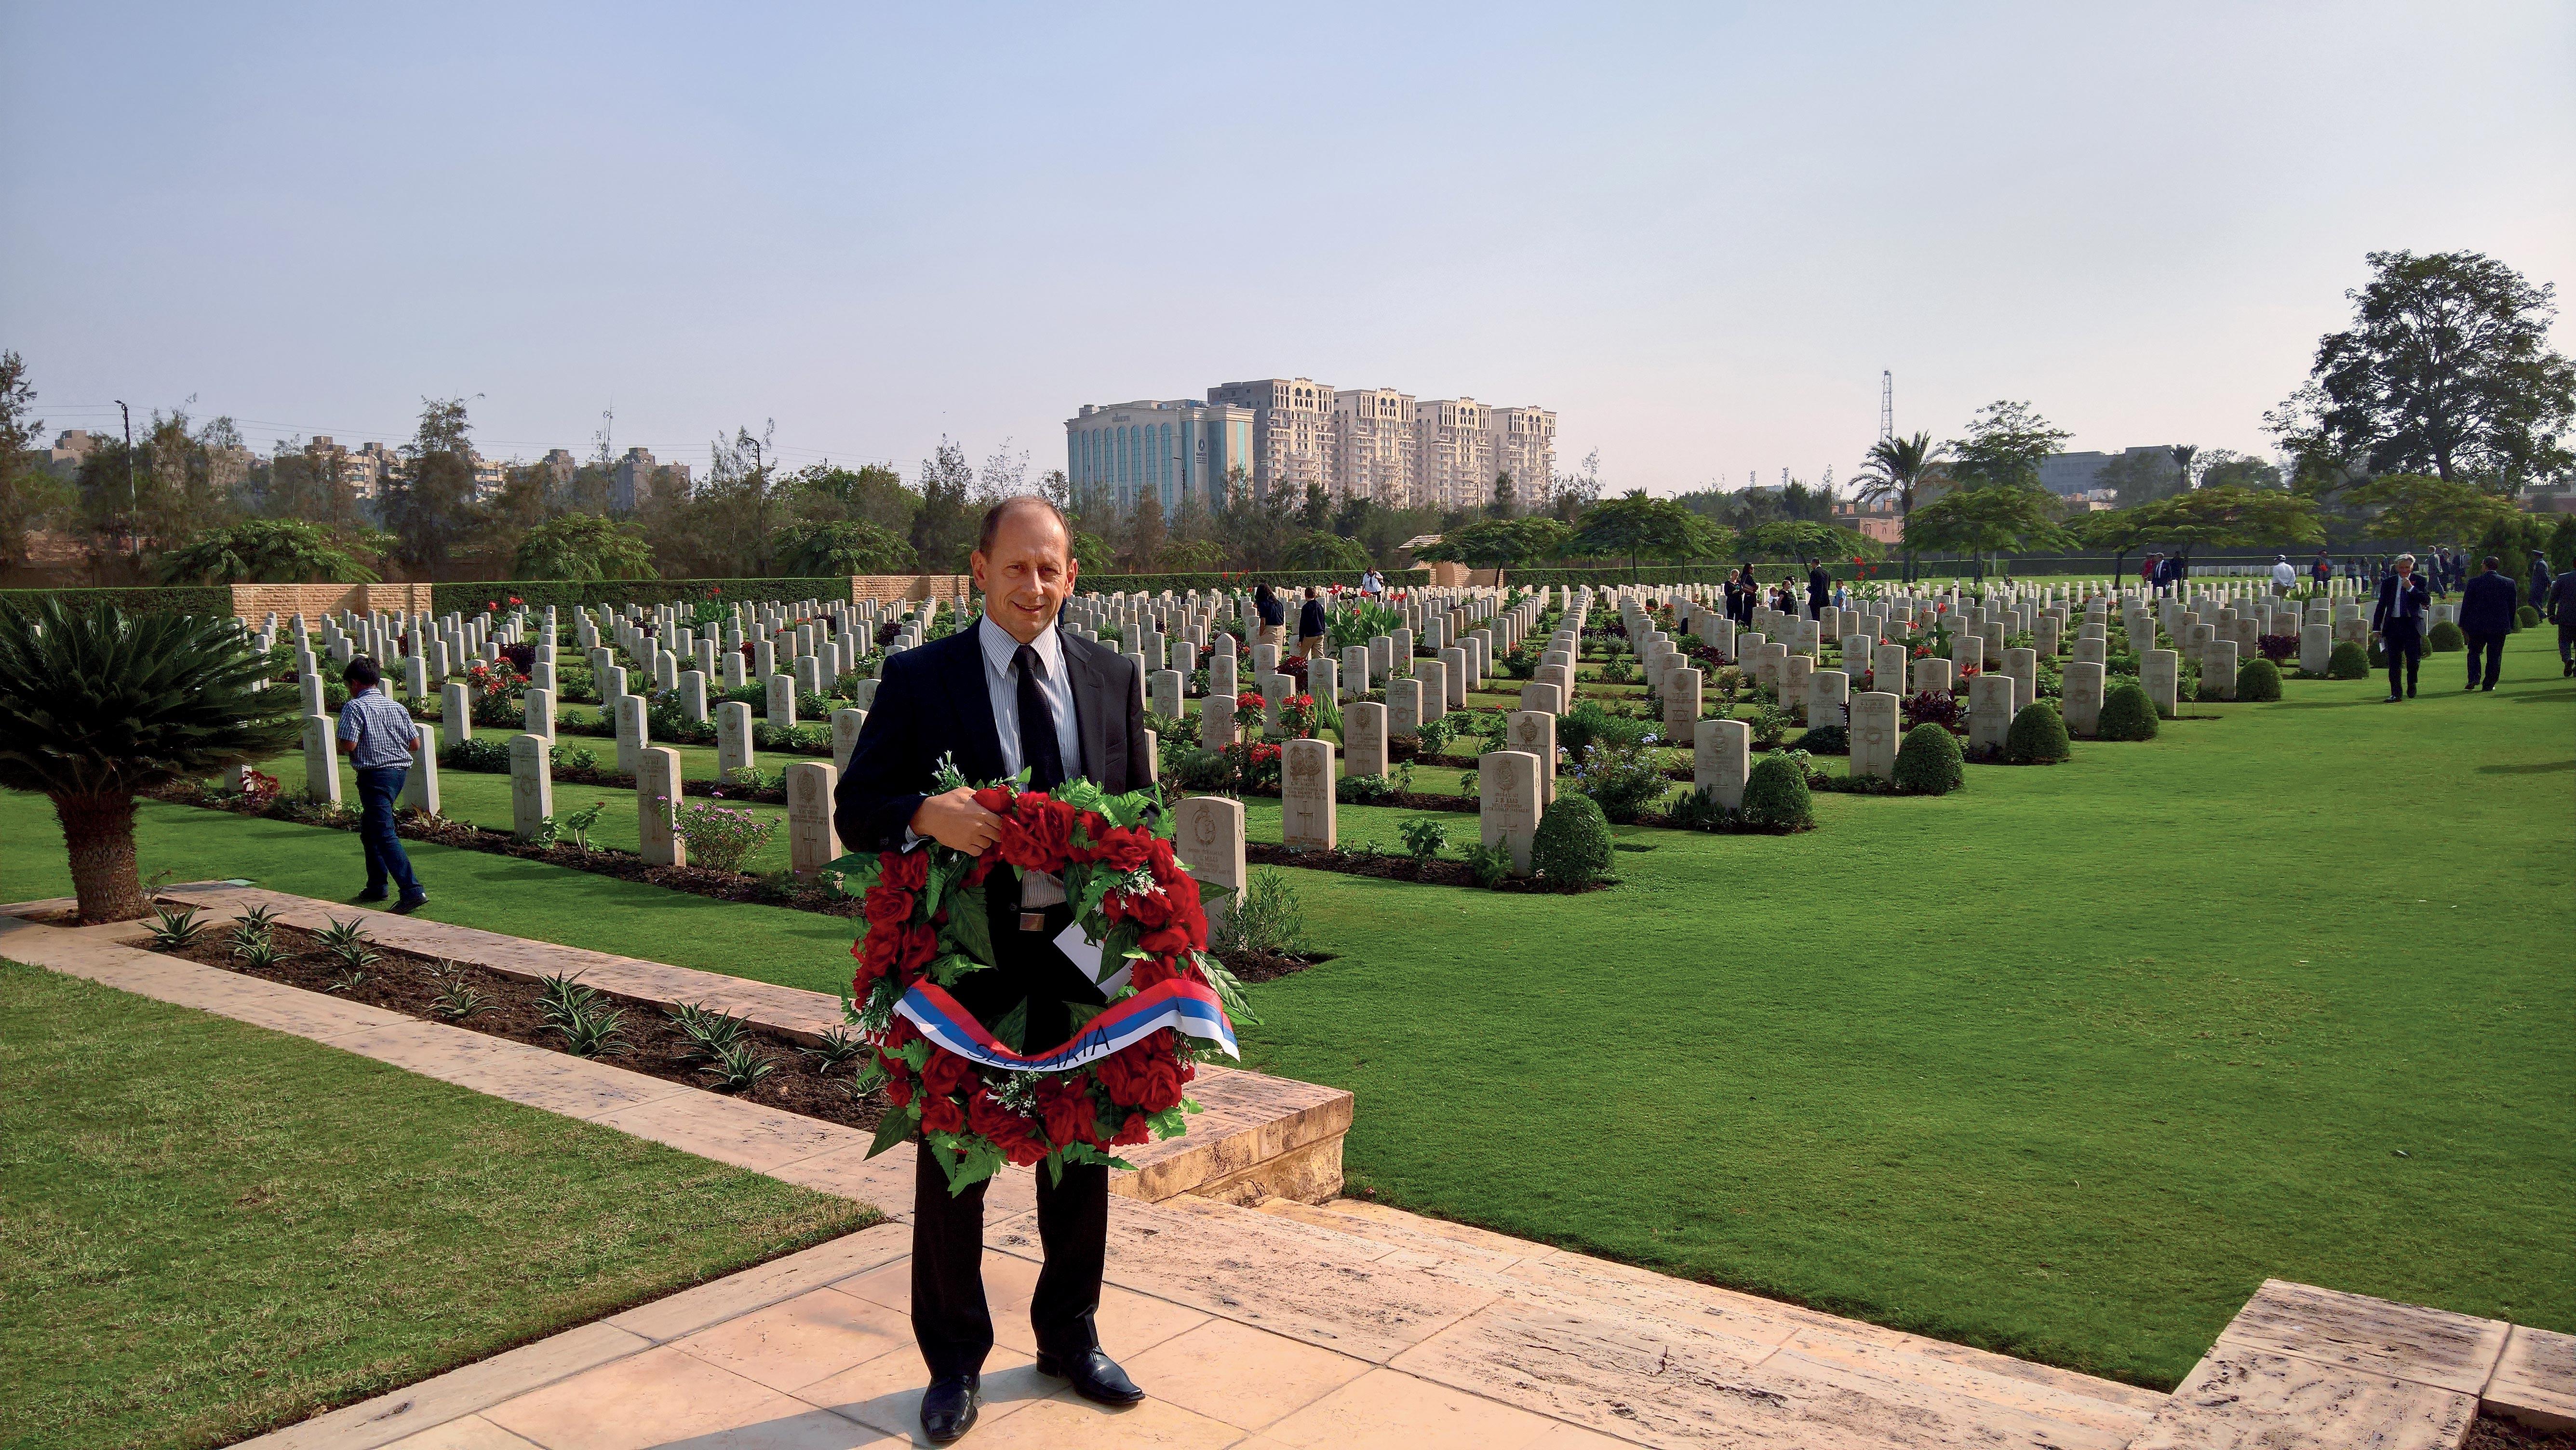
1254 584 1285 651
1296 587 1328 661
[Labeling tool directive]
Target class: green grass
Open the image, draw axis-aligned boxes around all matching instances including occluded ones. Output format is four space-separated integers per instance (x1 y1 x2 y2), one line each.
5 633 2569 1390
0 958 875 1450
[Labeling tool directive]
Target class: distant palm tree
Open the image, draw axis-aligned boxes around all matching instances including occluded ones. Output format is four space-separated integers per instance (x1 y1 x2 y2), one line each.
2169 444 2200 494
1854 431 1949 582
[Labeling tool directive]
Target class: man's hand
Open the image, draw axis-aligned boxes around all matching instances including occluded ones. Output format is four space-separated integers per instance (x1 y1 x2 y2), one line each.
911 786 1003 854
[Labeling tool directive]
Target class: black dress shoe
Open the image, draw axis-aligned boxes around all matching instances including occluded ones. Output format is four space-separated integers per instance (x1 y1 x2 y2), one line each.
921 1373 980 1443
1036 1348 1144 1406
355 890 389 903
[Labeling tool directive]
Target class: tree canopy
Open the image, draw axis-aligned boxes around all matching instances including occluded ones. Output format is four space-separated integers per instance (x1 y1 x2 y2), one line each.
1904 483 2073 560
1566 491 1730 576
1945 401 2072 493
1282 530 1370 573
159 518 387 584
771 518 915 577
1416 516 1570 569
2337 473 2520 544
1746 519 1876 565
2267 249 2575 490
2125 486 2325 557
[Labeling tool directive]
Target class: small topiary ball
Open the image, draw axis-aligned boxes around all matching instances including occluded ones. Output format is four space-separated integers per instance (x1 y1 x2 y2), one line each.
2097 683 2160 740
1739 754 1815 828
2327 641 2371 679
1799 722 1850 755
1892 722 1965 793
2517 604 2542 629
2425 619 2466 651
1530 793 1614 887
2004 701 2071 764
2237 658 2283 701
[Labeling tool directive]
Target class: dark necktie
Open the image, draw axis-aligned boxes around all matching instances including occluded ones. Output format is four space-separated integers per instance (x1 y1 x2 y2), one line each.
1013 643 1066 792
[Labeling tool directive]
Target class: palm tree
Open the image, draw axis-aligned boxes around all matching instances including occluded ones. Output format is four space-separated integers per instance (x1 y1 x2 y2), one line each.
1853 431 1949 583
2169 444 2200 494
0 600 301 921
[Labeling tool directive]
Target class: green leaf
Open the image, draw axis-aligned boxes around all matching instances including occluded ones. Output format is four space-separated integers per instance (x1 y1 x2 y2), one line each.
990 1000 1028 1053
825 851 881 896
937 1134 1005 1195
1063 1001 1106 1033
940 884 993 964
1146 1104 1190 1139
865 1102 916 1159
1193 949 1263 1028
922 851 966 919
1100 920 1143 971
928 952 990 987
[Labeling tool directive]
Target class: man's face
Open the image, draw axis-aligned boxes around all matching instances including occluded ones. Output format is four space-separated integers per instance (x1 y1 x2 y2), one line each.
972 507 1077 644
2397 560 2414 577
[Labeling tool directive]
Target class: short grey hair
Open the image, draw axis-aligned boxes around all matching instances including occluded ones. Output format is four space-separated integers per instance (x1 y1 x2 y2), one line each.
2397 552 2416 567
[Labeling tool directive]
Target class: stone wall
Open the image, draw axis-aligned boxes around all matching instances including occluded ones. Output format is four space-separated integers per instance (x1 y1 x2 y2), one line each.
227 582 434 623
850 574 973 605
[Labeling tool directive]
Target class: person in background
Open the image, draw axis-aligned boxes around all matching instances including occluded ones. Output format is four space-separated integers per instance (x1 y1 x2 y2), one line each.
2371 551 2432 702
336 656 428 913
2457 554 2518 692
1253 582 1285 651
2312 548 2333 594
2532 550 2555 612
2140 554 2160 593
2271 554 2297 594
1295 586 1328 660
1359 567 1383 598
2428 546 2452 599
2549 561 2576 678
1807 560 1831 619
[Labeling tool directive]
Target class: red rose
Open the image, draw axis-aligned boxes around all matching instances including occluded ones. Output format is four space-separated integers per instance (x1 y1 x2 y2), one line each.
882 851 928 893
922 1049 978 1099
1090 826 1152 873
967 1089 1048 1166
973 785 1016 815
1096 1032 1184 1110
999 796 1074 872
1111 1112 1152 1147
919 1092 965 1134
863 882 915 930
884 1073 914 1108
1035 1076 1103 1148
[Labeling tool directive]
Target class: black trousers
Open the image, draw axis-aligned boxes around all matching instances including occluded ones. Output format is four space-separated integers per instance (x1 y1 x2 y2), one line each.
2465 631 2505 688
2384 628 2422 696
911 887 1109 1380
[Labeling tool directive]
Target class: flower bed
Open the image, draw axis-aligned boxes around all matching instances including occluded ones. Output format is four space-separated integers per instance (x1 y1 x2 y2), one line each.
140 913 886 1129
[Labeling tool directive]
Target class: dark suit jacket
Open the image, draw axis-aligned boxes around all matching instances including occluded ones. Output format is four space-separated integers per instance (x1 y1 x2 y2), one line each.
2372 572 2431 638
1807 568 1830 606
2458 571 2519 635
833 622 1150 855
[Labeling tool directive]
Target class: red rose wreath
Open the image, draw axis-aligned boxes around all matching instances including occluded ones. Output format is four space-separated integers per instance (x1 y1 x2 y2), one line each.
843 760 1253 1194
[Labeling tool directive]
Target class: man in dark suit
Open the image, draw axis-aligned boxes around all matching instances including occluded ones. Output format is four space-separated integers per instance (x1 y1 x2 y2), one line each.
1806 563 1831 619
2371 551 2432 702
834 496 1152 1444
2457 554 2519 692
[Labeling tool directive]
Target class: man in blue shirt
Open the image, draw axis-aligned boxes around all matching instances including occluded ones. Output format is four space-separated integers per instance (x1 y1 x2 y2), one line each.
336 656 428 912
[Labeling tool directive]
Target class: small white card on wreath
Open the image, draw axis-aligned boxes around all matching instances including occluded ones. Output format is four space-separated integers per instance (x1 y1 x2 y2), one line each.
1054 922 1130 995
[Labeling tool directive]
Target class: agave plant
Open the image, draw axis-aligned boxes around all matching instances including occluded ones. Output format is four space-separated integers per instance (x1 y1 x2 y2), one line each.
315 917 379 971
0 599 300 921
144 906 209 952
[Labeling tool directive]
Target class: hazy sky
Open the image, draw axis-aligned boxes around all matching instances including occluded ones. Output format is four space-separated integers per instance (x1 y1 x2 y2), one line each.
4 2 2570 496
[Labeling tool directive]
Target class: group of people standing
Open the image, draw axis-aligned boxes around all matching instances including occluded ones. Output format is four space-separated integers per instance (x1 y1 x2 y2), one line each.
1717 563 1838 625
2370 550 2567 699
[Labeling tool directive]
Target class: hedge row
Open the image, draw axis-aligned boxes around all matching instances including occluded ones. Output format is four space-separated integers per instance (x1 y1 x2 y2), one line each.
1078 568 1429 595
0 585 235 624
427 577 855 614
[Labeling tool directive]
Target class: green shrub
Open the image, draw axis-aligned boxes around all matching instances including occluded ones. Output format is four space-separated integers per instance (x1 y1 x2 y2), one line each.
1892 723 1964 793
1565 741 1671 822
2517 604 2541 629
1530 794 1613 886
2328 640 2370 678
1738 755 1814 829
2425 619 2466 652
441 737 512 772
1175 749 1233 792
1798 722 1849 755
2003 702 2071 764
2237 658 2283 701
1463 842 1512 888
1212 870 1307 956
2097 684 2160 740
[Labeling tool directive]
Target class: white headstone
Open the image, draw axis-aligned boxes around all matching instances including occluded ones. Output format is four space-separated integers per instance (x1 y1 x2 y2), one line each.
1174 796 1246 931
1479 750 1540 873
509 732 552 840
1849 692 1900 781
303 714 340 804
718 700 755 779
443 683 472 749
1280 738 1337 849
1693 716 1752 808
1506 710 1556 806
1343 700 1389 778
785 761 841 876
403 727 439 815
637 745 685 867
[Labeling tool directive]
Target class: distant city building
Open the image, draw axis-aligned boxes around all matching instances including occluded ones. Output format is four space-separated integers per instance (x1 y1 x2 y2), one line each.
609 446 688 512
1067 376 1555 513
36 429 97 478
2037 446 2177 497
1064 400 1256 514
471 455 508 500
1832 499 1904 545
540 448 579 489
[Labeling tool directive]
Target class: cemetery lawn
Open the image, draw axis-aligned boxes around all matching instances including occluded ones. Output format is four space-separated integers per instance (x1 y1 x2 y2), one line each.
0 957 875 1450
0 633 2564 1391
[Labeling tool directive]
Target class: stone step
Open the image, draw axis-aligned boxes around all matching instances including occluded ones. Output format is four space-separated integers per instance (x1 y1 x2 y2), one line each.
1205 1192 2166 1448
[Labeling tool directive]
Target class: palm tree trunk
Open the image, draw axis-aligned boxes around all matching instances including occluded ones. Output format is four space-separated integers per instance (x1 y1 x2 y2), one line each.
53 791 147 923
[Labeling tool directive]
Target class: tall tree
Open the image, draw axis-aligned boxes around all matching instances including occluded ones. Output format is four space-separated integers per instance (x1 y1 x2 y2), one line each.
1120 489 1167 572
2336 473 2518 545
0 350 66 568
2167 443 2200 493
1946 401 2071 494
1301 480 1330 531
2267 250 2576 491
512 513 656 580
1852 430 1950 582
1902 483 2073 579
909 438 978 572
159 518 387 584
774 518 917 575
1567 491 1727 579
2133 485 2324 564
1489 470 1517 519
2093 450 2187 509
385 397 480 577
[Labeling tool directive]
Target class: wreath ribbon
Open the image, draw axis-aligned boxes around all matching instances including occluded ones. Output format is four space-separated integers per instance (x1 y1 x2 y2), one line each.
896 978 1240 1075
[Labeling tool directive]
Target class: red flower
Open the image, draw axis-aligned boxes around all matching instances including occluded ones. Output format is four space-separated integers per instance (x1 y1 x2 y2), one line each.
508 595 522 605
972 785 1017 815
884 1071 914 1109
967 1088 1048 1166
1111 1112 1152 1147
1088 825 1154 873
881 850 928 893
1035 1076 1103 1147
919 1092 965 1134
999 796 1076 872
1096 1032 1185 1111
923 1048 978 1099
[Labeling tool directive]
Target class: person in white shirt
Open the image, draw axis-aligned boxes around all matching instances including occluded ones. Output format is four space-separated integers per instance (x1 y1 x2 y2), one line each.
2270 555 2297 594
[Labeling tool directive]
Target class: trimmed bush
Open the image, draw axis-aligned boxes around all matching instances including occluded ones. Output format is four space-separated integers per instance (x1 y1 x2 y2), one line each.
0 585 234 626
1530 794 1614 886
1739 755 1815 828
2003 702 2071 764
1080 568 1428 596
1798 722 1850 755
2097 683 2160 741
2425 619 2465 651
432 577 851 617
2237 658 2283 701
2327 641 2371 679
2517 604 2541 629
1892 722 1965 793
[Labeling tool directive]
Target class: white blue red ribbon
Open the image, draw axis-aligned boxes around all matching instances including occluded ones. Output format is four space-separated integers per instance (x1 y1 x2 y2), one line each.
895 977 1239 1074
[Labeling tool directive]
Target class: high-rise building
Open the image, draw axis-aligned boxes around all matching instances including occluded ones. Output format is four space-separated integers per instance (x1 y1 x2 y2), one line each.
1069 377 1555 514
540 448 578 489
1206 378 1338 502
610 446 689 511
1064 400 1256 514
